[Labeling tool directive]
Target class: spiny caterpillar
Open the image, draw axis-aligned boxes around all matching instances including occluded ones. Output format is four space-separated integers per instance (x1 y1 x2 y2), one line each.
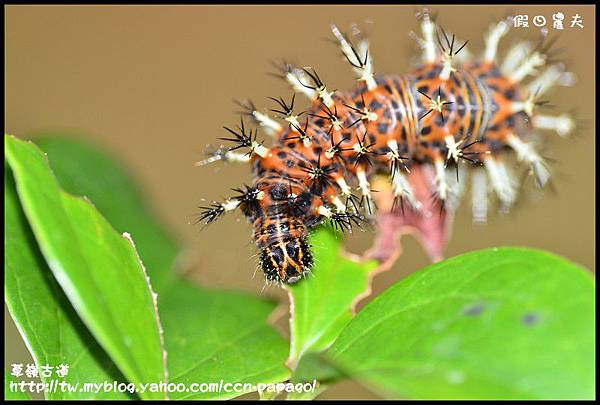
197 9 574 285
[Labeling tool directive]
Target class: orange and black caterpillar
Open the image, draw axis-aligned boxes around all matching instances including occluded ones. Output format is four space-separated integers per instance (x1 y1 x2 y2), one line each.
197 10 574 285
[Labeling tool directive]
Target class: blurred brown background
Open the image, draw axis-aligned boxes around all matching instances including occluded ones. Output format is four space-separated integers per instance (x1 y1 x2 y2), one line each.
5 5 595 399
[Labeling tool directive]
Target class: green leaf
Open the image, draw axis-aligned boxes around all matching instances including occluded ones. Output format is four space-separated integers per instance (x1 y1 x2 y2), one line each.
258 389 281 400
328 247 595 400
33 135 179 293
5 370 31 400
5 167 132 399
160 282 291 400
18 134 291 399
290 352 340 385
287 228 378 369
5 135 167 399
287 353 336 399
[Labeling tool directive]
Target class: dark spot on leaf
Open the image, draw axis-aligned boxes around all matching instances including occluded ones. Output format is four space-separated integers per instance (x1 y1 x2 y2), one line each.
463 303 485 317
522 312 540 326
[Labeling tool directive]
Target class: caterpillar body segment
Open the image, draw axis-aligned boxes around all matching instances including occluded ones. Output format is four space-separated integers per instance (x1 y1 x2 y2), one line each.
198 11 573 285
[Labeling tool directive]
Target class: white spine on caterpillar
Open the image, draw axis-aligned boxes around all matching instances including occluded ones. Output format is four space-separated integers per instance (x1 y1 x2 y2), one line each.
433 159 450 201
440 54 456 81
445 165 467 212
222 199 241 212
527 64 566 97
506 134 551 186
252 110 282 135
483 19 510 63
510 90 539 116
335 177 352 196
331 24 377 90
532 114 574 137
285 68 317 99
391 168 421 210
195 149 251 166
318 204 333 218
444 135 463 164
418 8 437 64
331 196 347 213
365 109 378 122
226 151 252 163
329 115 343 132
484 158 517 209
511 52 546 83
252 142 269 158
501 41 532 76
471 168 489 223
317 87 335 108
357 168 375 215
385 139 405 167
286 115 302 131
357 38 374 84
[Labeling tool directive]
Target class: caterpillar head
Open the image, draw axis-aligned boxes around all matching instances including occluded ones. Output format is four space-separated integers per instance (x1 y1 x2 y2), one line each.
243 179 319 284
259 235 313 284
253 212 314 284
